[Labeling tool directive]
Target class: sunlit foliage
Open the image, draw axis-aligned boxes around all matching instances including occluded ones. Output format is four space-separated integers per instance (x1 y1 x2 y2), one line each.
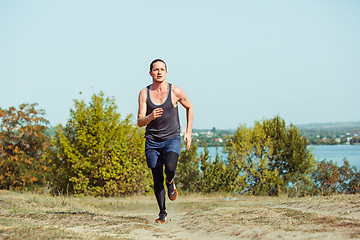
225 116 316 196
46 92 151 196
0 104 50 190
176 144 200 192
312 158 360 195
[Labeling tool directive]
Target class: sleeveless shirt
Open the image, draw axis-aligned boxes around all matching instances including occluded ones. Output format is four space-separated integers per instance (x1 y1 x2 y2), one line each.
145 83 180 141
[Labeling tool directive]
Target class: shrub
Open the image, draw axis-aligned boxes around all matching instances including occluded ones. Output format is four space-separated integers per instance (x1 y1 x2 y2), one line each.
46 92 151 196
0 103 50 190
225 116 316 196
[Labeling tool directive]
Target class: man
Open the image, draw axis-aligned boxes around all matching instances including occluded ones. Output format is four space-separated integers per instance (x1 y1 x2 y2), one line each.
137 59 194 223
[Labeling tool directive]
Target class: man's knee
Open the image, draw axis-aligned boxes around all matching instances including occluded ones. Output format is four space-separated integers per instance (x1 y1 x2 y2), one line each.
165 151 179 172
151 167 164 192
164 151 179 182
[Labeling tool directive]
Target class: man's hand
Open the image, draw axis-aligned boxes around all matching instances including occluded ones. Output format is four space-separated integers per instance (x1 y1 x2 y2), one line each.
150 108 163 120
184 132 192 150
138 89 163 127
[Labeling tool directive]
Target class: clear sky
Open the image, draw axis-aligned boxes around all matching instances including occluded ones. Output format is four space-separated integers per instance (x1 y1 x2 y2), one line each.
1 0 359 129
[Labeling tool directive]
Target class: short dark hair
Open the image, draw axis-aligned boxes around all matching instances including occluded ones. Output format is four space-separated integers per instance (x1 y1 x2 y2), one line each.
150 59 167 71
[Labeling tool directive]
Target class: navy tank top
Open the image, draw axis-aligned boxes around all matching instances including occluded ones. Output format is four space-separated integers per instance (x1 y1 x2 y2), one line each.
145 83 180 141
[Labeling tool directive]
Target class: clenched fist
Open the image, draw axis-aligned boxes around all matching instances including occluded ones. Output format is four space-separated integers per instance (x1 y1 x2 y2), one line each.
151 108 163 120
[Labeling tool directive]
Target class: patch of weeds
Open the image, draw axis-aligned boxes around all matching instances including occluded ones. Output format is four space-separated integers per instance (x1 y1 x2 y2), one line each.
10 204 20 214
351 231 360 238
254 216 273 224
0 217 83 240
277 208 315 221
0 217 15 227
153 233 164 238
25 196 40 204
47 210 95 216
59 197 68 207
113 228 130 235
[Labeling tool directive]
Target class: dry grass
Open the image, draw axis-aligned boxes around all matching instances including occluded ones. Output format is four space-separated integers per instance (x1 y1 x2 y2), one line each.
1 190 360 239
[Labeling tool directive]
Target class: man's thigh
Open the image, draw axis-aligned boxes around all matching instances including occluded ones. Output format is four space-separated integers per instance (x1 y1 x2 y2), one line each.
145 139 164 168
163 137 181 156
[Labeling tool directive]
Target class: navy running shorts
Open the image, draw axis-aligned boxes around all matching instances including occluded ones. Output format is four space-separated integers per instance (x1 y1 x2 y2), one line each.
145 137 181 168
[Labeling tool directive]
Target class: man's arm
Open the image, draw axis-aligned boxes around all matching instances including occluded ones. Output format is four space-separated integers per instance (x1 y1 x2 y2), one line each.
173 86 194 150
137 88 163 127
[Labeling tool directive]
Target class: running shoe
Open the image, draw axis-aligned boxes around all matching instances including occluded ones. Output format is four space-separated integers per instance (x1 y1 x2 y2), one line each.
155 212 167 223
167 180 178 201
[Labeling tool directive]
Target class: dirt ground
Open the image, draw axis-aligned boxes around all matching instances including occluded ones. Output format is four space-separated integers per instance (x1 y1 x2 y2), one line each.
1 190 360 240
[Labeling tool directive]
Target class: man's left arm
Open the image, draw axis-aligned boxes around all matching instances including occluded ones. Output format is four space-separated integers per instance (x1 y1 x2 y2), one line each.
174 86 194 150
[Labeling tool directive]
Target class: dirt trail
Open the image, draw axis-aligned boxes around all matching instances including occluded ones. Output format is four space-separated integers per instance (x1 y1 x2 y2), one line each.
137 195 360 240
1 191 360 239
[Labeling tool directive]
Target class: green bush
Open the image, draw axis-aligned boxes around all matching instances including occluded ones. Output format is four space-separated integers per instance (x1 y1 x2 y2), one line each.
46 92 151 196
225 116 316 196
199 144 239 193
176 144 200 192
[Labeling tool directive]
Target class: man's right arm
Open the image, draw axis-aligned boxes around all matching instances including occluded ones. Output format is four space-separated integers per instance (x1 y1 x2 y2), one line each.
137 88 163 127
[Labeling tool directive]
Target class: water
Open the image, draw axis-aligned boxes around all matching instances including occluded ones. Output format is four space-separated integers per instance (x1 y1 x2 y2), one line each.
197 145 360 170
309 145 360 169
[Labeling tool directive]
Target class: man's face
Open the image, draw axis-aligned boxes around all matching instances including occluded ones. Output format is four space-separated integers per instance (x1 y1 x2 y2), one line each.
150 61 167 83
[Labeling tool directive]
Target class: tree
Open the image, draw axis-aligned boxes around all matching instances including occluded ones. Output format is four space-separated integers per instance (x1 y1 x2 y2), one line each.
0 103 50 190
46 92 151 196
225 116 316 196
262 117 316 195
199 143 239 193
176 143 200 192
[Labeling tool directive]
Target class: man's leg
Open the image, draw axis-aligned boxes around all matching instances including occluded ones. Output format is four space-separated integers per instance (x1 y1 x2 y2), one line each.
145 139 168 223
151 166 166 213
164 151 179 201
164 151 179 183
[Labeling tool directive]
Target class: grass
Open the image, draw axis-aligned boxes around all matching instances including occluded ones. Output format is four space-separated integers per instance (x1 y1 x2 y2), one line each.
1 190 360 240
0 190 275 239
0 190 147 239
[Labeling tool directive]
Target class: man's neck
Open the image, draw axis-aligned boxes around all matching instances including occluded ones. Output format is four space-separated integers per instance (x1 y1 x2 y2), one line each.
151 80 168 91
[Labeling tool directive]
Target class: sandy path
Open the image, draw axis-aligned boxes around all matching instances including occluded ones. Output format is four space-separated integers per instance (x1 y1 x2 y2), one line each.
1 191 360 239
121 195 360 240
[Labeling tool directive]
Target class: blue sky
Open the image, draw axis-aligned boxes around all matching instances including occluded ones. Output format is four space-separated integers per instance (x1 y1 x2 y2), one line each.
1 0 359 129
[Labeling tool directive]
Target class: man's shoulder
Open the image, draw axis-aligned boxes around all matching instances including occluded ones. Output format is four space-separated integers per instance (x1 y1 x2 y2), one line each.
171 84 185 96
140 85 151 93
139 87 148 100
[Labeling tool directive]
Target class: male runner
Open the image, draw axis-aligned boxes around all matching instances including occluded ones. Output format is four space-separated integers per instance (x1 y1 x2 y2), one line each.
137 59 194 223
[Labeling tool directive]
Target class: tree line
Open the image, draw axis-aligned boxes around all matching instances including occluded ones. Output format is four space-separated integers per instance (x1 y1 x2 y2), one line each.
1 92 360 196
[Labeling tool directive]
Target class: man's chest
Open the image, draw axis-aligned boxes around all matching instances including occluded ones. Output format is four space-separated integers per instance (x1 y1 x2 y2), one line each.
149 89 178 107
149 90 168 105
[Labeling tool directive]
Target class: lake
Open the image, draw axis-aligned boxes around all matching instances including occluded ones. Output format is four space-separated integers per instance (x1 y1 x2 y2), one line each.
197 145 360 170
